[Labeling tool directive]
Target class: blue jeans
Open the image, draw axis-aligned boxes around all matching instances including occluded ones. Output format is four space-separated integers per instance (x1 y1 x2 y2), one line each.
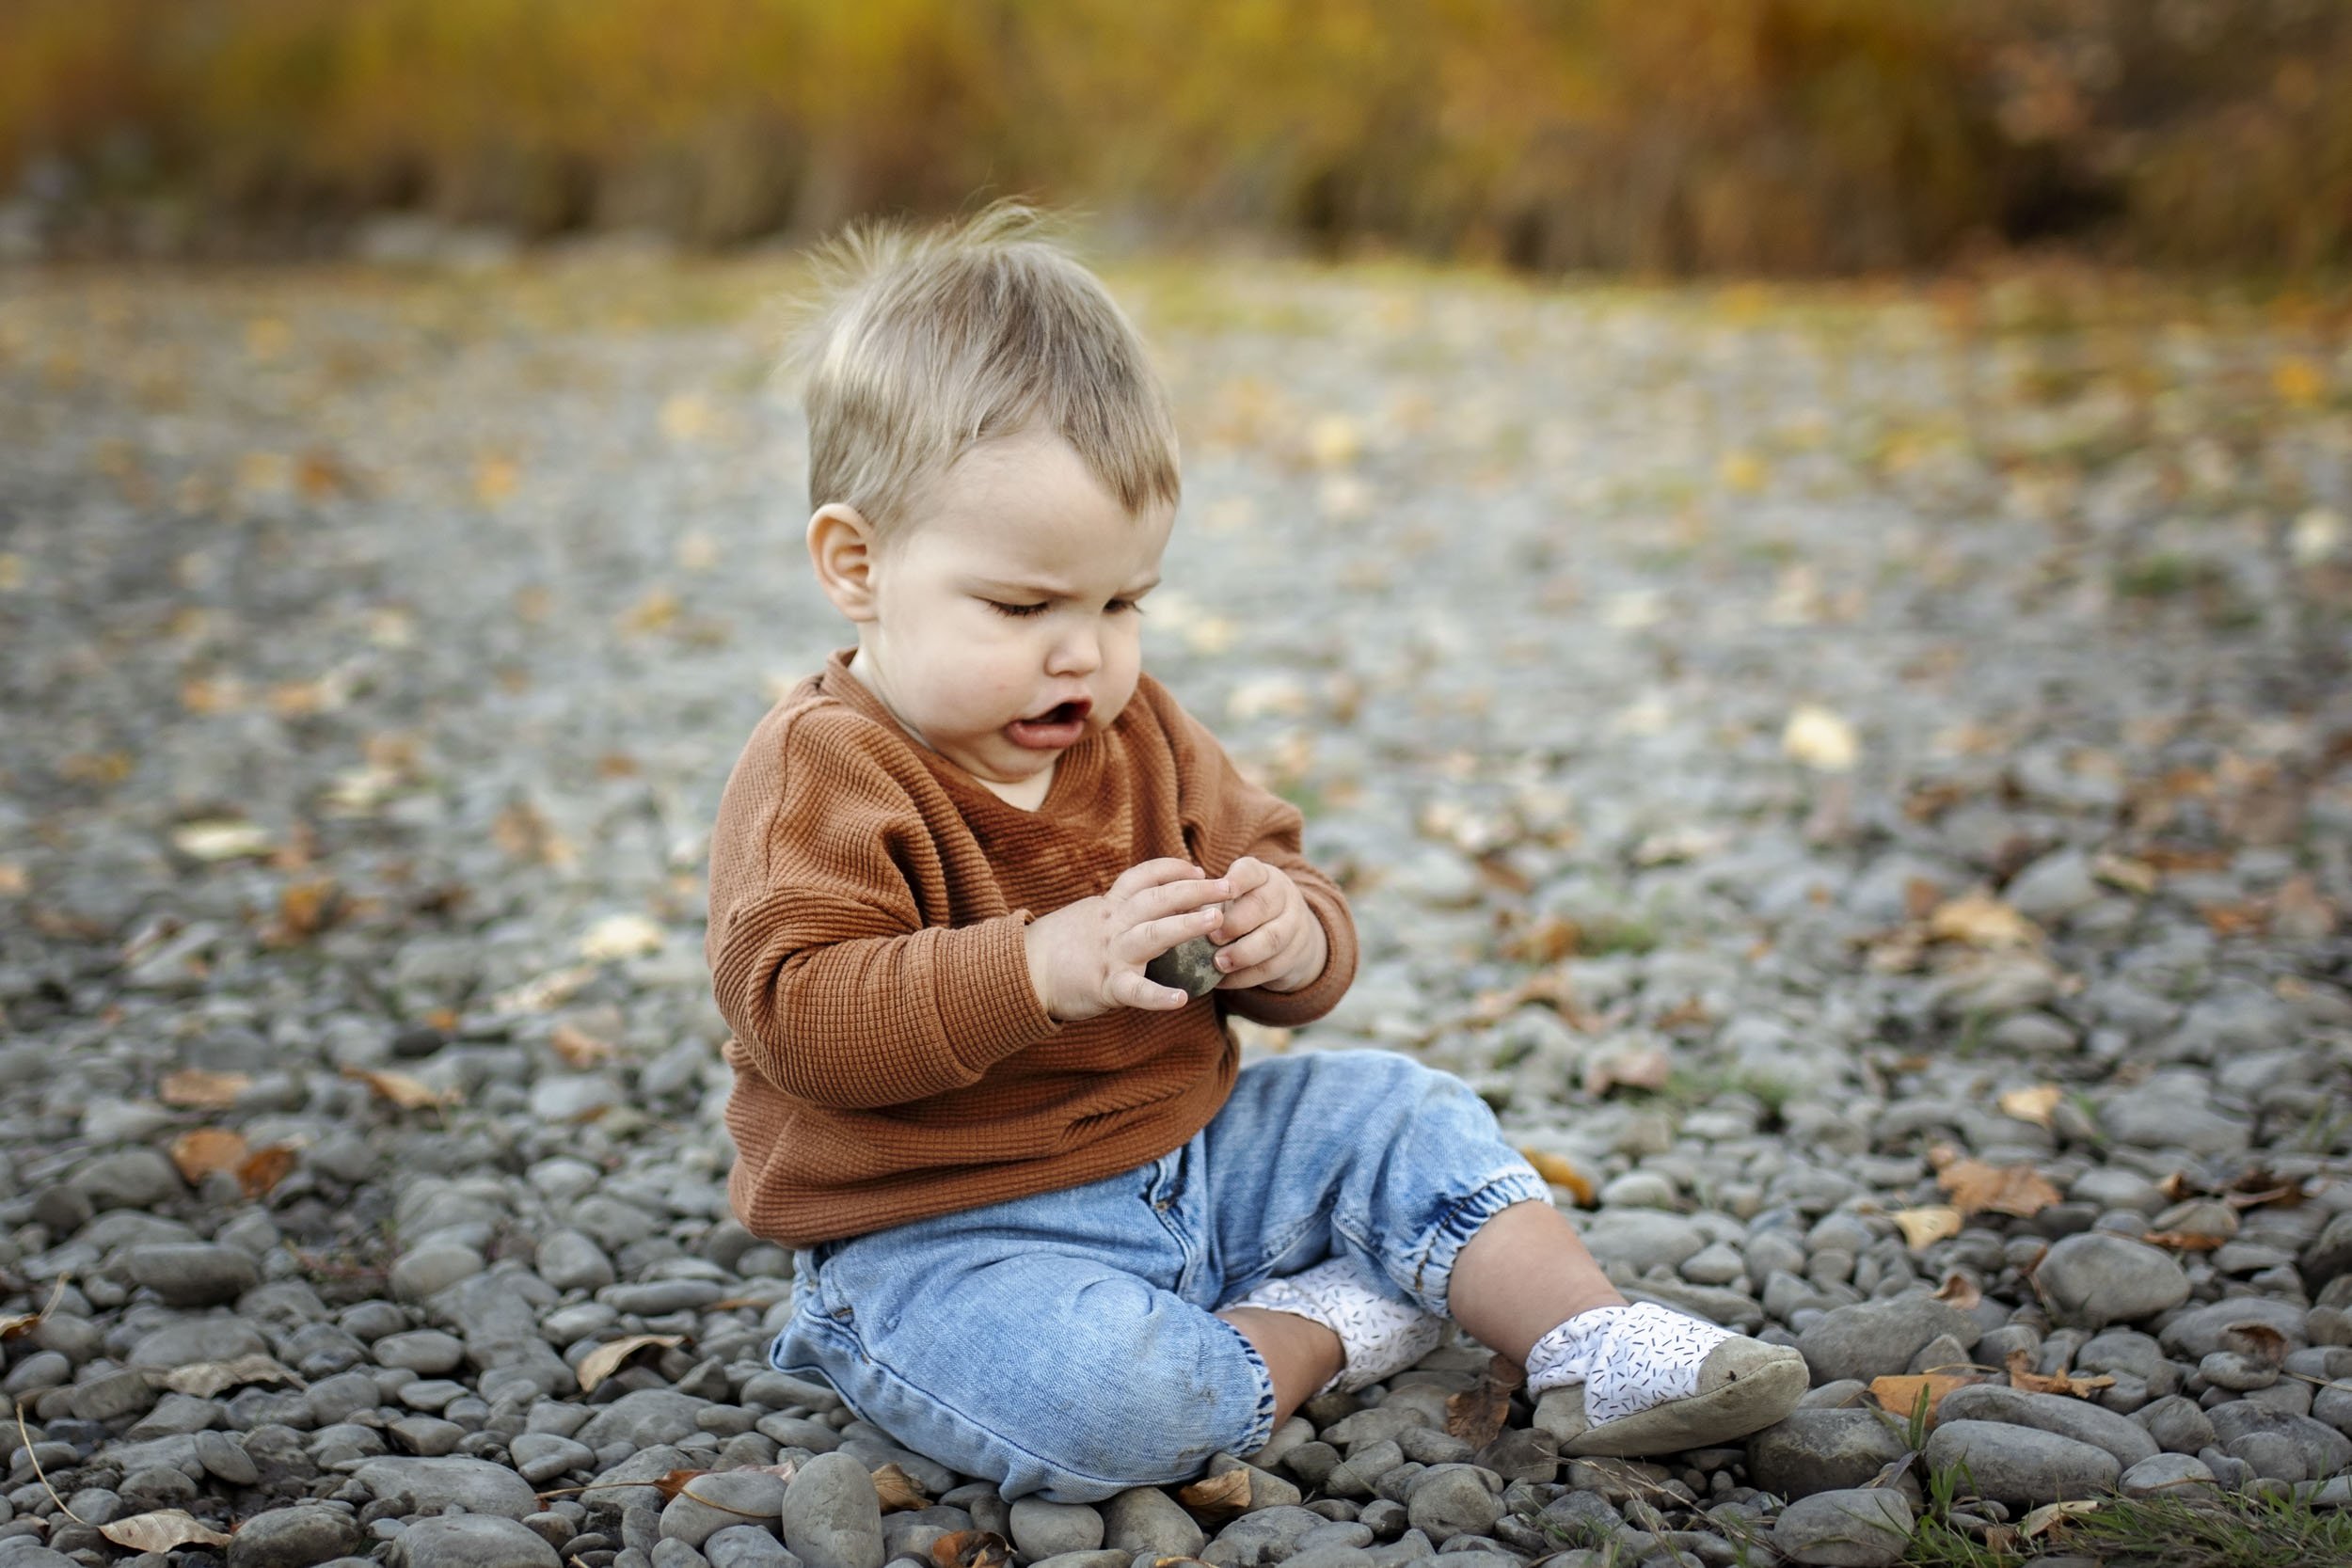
769 1048 1551 1501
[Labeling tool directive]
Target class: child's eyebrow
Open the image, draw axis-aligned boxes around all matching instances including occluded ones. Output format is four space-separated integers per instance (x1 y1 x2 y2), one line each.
976 574 1161 598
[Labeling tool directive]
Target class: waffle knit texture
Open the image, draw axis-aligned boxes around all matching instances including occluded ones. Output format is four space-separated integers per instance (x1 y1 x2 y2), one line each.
707 648 1359 1247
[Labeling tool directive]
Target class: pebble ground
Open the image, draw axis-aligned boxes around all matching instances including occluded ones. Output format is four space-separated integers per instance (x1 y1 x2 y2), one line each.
2 247 2350 1568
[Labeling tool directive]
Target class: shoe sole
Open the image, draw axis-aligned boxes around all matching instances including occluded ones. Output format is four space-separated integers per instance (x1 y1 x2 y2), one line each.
1563 1348 1809 1458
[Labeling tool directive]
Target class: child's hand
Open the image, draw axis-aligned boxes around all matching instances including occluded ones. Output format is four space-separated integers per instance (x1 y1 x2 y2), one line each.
1210 855 1328 994
1024 859 1232 1022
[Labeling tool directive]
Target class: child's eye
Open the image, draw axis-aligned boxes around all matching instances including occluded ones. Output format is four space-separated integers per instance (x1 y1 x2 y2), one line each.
985 600 1049 618
1108 598 1143 615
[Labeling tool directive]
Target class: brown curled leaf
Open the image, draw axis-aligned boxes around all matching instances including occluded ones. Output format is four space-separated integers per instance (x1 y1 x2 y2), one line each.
576 1334 685 1394
871 1462 928 1513
930 1530 1011 1568
98 1510 233 1551
1175 1468 1253 1521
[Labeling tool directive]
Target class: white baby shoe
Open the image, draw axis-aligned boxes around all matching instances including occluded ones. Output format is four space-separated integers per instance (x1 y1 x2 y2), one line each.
1228 1258 1446 1396
1522 1301 1808 1456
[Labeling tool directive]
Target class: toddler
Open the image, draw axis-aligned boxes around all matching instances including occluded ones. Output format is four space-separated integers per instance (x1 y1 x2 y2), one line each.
705 208 1805 1502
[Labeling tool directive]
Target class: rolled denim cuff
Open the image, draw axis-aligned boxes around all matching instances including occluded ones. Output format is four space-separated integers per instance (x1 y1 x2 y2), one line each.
1207 1310 1281 1461
1397 1163 1556 1318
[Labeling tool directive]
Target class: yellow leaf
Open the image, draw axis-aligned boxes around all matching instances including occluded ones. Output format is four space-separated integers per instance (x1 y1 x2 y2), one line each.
2019 1499 2102 1540
474 454 520 505
159 1069 252 1110
1307 413 1361 467
548 1022 618 1068
99 1510 232 1552
168 1128 250 1184
1782 705 1858 772
1718 450 1768 493
577 1334 684 1393
1932 1272 1983 1310
1869 1373 1969 1423
1519 1148 1597 1206
171 820 272 862
1937 1159 2060 1219
160 1354 300 1398
1892 1206 1963 1251
341 1066 459 1111
580 913 664 961
2005 1349 2113 1399
1928 892 2040 949
1997 1085 2064 1129
2273 356 2326 407
239 1144 299 1197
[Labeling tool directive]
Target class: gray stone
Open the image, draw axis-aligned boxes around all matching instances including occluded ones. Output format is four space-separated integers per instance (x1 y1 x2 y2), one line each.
2207 1403 2352 1481
1796 1296 1979 1386
128 1317 268 1366
354 1456 542 1519
1922 1420 2121 1510
1010 1499 1104 1560
2033 1235 2190 1329
375 1330 467 1374
391 1514 564 1568
129 1243 261 1306
1934 1386 2158 1469
664 1471 791 1549
2099 1086 2250 1156
780 1451 885 1568
1146 936 1222 1000
1102 1486 1205 1558
1576 1211 1706 1275
67 1366 159 1423
2003 850 2101 922
71 1148 183 1211
226 1505 363 1568
579 1389 715 1451
198 1429 262 1485
1404 1466 1499 1545
1747 1411 1912 1500
2135 1396 2217 1454
2157 1299 2310 1361
2120 1453 2217 1499
1771 1488 1914 1567
706 1527 802 1568
391 1243 485 1302
512 1433 598 1484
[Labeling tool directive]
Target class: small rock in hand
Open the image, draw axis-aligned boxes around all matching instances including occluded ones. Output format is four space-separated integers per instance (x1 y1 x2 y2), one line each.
1147 935 1223 999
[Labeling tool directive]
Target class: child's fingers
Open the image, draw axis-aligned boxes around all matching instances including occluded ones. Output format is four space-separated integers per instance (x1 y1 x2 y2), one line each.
1127 904 1224 960
1212 921 1284 975
1213 883 1277 938
1108 969 1193 1011
1107 858 1206 898
1129 875 1232 924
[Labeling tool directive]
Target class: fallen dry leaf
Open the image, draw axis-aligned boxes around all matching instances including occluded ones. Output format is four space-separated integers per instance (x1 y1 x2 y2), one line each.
1519 1149 1597 1206
2005 1350 2113 1399
549 1022 618 1068
267 877 338 942
652 1469 709 1504
1932 1273 1983 1311
0 1313 40 1339
171 819 272 861
341 1065 459 1111
1444 1362 1518 1449
2018 1498 2102 1540
1937 1159 2061 1219
930 1530 1012 1568
2220 1323 2288 1368
1869 1373 1968 1423
2142 1230 2226 1251
580 912 664 961
168 1128 249 1184
1175 1468 1253 1521
1996 1085 2064 1129
98 1510 232 1552
240 1144 299 1197
159 1069 253 1110
1892 1207 1963 1251
577 1335 685 1394
1783 705 1859 771
871 1462 928 1513
160 1354 301 1398
1582 1042 1672 1098
1929 892 2041 950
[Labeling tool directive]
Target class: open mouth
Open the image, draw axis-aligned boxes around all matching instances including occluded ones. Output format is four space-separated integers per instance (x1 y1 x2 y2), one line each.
1006 697 1091 750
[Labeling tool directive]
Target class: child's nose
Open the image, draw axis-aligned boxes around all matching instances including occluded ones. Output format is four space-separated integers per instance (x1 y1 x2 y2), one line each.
1045 626 1101 674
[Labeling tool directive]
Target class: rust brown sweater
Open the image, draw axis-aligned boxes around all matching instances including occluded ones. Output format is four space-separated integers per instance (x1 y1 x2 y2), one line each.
706 648 1359 1246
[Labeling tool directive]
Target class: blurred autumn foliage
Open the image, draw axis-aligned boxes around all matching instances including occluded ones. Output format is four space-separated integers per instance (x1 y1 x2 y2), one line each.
6 0 2348 272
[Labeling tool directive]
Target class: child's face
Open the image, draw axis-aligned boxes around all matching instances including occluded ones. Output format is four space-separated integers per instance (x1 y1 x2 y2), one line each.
824 431 1172 799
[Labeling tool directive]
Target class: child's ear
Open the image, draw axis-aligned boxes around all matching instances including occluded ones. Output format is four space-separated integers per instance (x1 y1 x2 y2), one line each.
807 503 882 621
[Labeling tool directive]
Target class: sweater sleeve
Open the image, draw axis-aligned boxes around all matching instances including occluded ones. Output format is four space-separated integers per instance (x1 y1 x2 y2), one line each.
706 711 1060 1110
1155 688 1359 1027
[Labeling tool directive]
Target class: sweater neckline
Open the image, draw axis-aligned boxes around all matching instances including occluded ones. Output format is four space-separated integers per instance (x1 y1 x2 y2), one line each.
818 647 1104 821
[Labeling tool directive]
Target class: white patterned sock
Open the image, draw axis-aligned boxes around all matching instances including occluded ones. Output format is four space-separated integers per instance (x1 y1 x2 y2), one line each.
1228 1258 1445 1396
1522 1302 1736 1424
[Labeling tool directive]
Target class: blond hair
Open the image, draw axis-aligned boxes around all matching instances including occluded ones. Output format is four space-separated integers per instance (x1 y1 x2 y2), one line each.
787 205 1180 539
